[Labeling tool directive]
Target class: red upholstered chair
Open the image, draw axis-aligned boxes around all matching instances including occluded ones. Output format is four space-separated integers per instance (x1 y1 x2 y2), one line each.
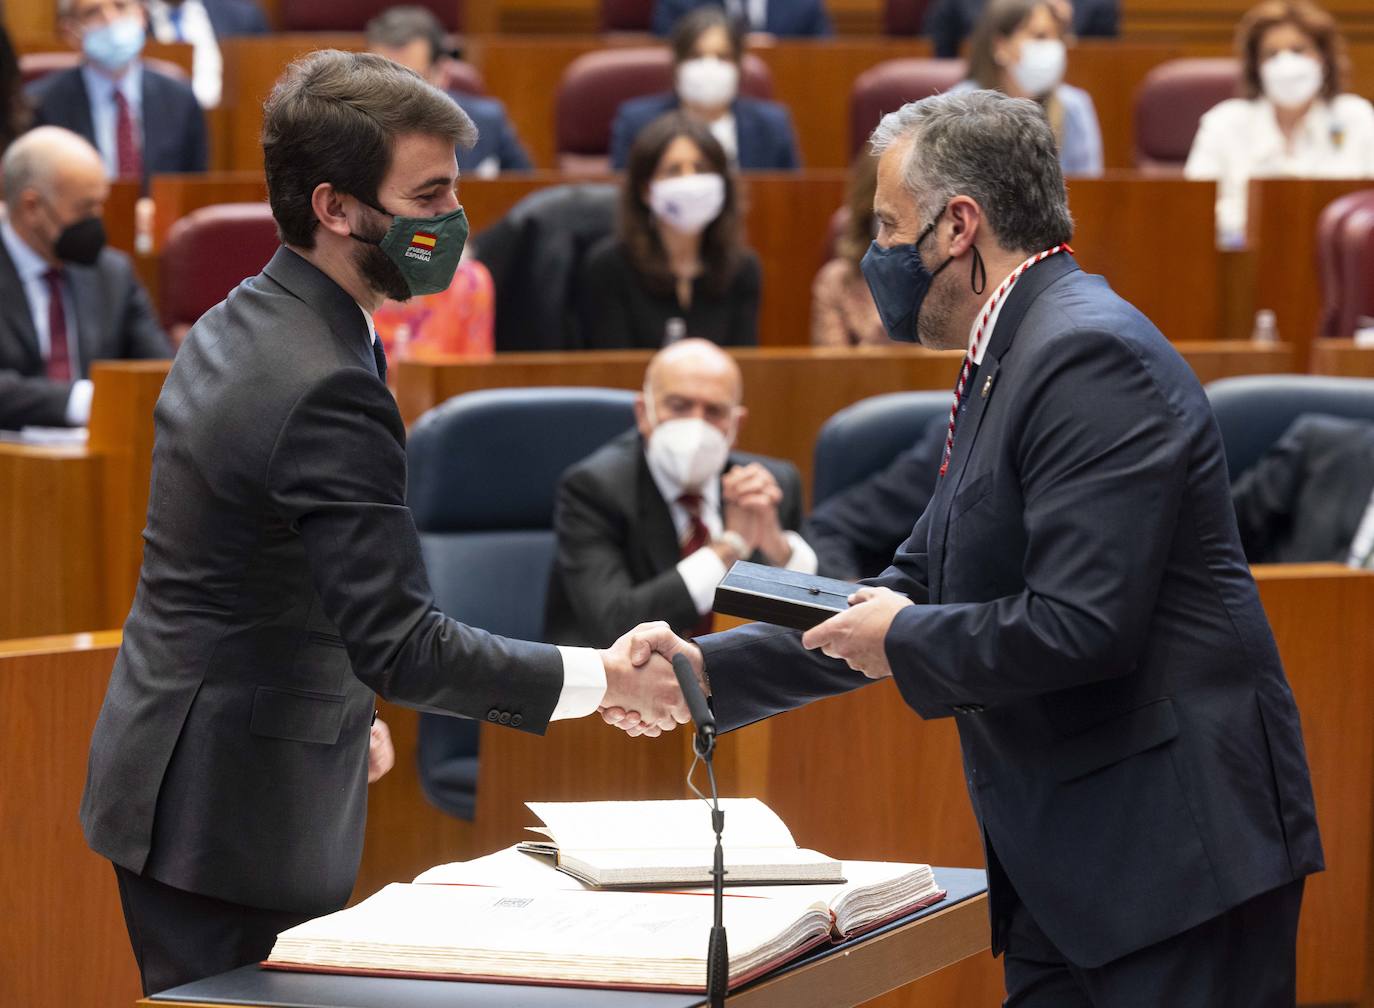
19 50 188 86
434 58 486 97
1321 192 1374 341
554 47 774 174
1133 59 1239 176
278 0 462 31
883 0 933 35
848 59 965 158
1316 190 1374 339
601 0 654 33
159 203 279 345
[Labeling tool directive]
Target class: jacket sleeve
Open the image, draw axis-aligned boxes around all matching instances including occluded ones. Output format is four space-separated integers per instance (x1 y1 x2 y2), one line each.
180 86 209 171
652 0 685 35
577 245 635 349
498 114 534 172
266 367 565 731
610 106 637 171
552 464 701 647
882 328 1189 719
107 253 173 359
1230 416 1312 563
0 371 72 428
923 0 964 59
727 254 761 345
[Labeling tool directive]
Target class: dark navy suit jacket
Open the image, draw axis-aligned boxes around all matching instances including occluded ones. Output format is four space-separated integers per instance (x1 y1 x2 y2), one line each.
652 0 832 35
202 0 270 36
698 255 1323 968
28 64 207 178
925 0 1117 57
610 92 800 171
450 91 533 174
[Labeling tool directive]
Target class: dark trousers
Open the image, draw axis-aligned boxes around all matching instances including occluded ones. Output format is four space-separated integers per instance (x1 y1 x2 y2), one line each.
113 863 312 996
1002 878 1305 1008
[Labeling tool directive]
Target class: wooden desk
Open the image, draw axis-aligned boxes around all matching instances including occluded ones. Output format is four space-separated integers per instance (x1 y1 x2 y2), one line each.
1246 178 1374 370
1310 338 1374 378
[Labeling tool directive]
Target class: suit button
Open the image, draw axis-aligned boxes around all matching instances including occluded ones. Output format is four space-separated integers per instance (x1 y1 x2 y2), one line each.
510 714 523 727
968 704 985 713
486 710 499 722
499 712 512 724
952 705 966 714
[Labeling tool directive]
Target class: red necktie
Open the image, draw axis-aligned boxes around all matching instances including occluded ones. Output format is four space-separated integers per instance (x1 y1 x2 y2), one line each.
677 493 715 639
44 268 72 382
114 90 142 179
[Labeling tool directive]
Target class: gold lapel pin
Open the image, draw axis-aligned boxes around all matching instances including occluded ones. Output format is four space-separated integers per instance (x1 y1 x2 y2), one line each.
981 374 994 398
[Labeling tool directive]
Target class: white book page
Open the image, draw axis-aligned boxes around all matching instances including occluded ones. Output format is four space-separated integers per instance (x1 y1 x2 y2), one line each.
526 797 797 853
414 846 590 890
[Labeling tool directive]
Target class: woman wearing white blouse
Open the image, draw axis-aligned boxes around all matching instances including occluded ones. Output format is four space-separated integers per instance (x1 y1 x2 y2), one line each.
1186 0 1374 246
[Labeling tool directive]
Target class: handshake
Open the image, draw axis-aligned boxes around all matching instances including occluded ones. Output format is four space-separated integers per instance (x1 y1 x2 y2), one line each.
596 622 705 738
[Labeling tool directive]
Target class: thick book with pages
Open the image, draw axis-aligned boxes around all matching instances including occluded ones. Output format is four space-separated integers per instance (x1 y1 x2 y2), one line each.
513 797 843 887
264 846 947 992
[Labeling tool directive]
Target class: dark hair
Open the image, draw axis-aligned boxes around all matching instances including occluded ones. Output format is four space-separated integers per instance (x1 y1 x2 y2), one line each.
365 5 448 68
965 0 1068 149
620 111 744 296
1236 0 1346 101
871 90 1073 254
670 6 746 65
836 150 880 268
261 49 474 249
0 21 29 157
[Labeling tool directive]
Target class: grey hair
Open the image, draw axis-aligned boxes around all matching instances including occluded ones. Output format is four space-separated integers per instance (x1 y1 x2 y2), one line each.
869 89 1073 253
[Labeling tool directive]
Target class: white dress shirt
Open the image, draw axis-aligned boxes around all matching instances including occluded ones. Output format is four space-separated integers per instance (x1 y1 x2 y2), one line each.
1185 94 1374 246
645 441 818 615
146 0 223 108
1347 487 1374 570
355 303 606 718
80 61 144 179
1 219 93 424
708 112 739 166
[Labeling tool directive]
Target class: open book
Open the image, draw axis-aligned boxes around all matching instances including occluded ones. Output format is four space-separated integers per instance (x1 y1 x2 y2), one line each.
265 849 946 992
514 797 844 887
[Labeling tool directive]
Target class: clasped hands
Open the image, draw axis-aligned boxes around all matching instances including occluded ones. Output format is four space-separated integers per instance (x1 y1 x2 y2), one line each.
721 463 792 566
596 586 913 737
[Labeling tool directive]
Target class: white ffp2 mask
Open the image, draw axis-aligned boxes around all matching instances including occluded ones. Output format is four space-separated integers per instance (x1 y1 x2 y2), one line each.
1261 51 1323 109
676 57 740 108
1010 38 1067 97
647 417 732 491
648 173 726 235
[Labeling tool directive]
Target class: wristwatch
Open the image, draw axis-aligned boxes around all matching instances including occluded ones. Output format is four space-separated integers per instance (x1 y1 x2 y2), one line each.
717 530 749 562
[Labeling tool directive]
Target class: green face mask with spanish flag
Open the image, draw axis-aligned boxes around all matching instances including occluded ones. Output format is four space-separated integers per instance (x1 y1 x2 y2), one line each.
351 200 470 298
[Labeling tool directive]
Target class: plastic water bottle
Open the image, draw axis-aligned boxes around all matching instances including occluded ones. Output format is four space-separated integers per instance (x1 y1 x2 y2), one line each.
664 317 688 345
1251 309 1278 345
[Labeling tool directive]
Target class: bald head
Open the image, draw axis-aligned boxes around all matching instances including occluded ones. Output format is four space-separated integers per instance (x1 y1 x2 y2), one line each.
1 127 109 267
636 338 745 442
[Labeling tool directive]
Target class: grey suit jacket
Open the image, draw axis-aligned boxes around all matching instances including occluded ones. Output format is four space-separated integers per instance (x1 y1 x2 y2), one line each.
81 247 564 915
544 429 805 647
698 255 1322 968
0 238 170 429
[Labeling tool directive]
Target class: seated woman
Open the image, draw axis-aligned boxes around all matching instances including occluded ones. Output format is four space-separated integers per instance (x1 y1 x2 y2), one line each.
953 0 1103 177
580 112 760 349
1186 0 1374 246
811 151 888 347
610 6 800 172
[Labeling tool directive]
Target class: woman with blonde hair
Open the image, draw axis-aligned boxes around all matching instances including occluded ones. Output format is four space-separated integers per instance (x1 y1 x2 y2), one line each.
1186 0 1374 244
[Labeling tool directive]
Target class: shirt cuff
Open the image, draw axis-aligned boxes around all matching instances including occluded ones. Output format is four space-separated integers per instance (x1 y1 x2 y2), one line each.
783 531 819 575
678 545 728 615
551 646 607 721
65 379 94 426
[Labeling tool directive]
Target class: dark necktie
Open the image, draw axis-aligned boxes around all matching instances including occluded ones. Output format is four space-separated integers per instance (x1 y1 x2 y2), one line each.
43 268 72 382
372 337 388 384
114 90 142 179
677 493 715 639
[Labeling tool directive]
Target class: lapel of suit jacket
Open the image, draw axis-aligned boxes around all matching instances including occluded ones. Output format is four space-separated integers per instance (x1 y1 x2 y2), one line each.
927 253 1080 603
63 69 98 147
634 440 684 576
261 246 376 374
65 262 107 378
732 100 757 170
0 239 43 372
138 69 165 180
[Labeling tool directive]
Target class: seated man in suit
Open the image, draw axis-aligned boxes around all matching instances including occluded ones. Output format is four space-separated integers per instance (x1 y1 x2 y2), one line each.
1232 413 1374 567
925 0 1118 57
546 338 816 646
0 126 171 429
653 0 832 37
366 5 533 178
145 0 270 108
30 0 207 180
612 6 800 172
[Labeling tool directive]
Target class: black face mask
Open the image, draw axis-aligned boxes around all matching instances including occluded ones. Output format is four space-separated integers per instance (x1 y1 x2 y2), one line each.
53 216 107 266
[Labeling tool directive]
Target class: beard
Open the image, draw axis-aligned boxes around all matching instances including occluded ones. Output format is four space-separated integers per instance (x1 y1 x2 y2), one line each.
915 260 963 351
352 220 412 303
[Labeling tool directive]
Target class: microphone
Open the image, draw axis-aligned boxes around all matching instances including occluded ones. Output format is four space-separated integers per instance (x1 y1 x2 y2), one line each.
673 652 714 756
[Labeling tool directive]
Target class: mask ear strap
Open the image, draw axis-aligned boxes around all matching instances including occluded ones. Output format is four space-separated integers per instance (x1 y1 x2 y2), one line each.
970 244 987 296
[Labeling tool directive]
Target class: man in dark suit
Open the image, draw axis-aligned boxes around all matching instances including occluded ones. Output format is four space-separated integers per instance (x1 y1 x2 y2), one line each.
617 91 1323 1005
1233 413 1374 566
146 0 270 107
612 6 800 171
0 126 169 429
653 0 832 36
81 50 687 997
546 338 815 647
925 0 1118 57
366 5 533 177
29 0 207 180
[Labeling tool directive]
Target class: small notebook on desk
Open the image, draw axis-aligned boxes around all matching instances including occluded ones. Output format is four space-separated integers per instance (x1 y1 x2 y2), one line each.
713 561 869 631
514 798 844 888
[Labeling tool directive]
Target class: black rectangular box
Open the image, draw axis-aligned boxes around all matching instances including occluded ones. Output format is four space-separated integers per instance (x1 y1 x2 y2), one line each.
712 561 867 631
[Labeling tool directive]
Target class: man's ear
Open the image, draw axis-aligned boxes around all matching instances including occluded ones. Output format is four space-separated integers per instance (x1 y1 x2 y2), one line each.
311 182 353 239
634 393 653 440
732 405 748 440
946 196 981 259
